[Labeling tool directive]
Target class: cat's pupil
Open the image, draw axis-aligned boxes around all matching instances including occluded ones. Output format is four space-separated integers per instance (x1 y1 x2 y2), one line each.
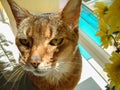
19 39 30 47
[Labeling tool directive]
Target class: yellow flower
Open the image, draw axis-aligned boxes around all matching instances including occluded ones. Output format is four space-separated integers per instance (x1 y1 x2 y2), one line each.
0 2 2 9
104 52 120 89
96 19 112 48
94 2 108 18
95 0 120 89
115 33 120 41
103 0 120 33
95 0 120 48
109 0 120 12
116 85 120 90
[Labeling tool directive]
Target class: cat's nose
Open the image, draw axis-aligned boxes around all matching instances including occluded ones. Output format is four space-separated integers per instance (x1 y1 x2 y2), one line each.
30 56 42 68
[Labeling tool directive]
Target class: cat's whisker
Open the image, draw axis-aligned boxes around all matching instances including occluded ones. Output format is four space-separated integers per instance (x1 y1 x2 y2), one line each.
55 63 63 72
54 67 60 72
23 72 27 85
0 66 23 89
0 70 11 80
10 70 24 90
15 72 27 90
59 59 81 64
0 70 8 76
19 55 26 63
54 61 81 73
19 64 25 69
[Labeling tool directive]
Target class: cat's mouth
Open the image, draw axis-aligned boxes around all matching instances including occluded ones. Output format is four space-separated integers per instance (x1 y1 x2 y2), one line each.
24 63 53 76
33 69 49 76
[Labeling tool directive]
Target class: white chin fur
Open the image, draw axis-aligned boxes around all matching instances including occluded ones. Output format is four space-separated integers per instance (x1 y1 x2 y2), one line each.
24 61 71 79
32 70 50 76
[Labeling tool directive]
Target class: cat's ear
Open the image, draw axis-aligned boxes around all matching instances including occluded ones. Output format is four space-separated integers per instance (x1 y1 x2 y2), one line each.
7 0 31 26
61 0 82 26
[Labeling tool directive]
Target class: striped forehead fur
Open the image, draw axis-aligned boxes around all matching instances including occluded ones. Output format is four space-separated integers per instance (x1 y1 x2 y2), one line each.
16 13 63 38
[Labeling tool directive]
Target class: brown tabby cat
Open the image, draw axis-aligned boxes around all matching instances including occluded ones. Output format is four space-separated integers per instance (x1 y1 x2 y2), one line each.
6 0 82 90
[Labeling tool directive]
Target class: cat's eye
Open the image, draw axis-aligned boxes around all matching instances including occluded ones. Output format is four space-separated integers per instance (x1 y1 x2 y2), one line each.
19 39 30 47
49 38 63 46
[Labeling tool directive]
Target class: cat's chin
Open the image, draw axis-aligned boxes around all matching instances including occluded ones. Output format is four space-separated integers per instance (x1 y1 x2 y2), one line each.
32 70 49 76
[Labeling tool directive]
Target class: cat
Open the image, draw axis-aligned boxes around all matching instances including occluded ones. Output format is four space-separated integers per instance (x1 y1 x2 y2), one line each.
1 0 82 90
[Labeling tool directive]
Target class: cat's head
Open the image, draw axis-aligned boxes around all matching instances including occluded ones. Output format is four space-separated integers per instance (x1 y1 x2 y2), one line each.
7 0 82 76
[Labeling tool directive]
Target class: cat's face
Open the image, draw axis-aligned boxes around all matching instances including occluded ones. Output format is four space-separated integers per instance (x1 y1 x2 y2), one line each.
16 14 78 76
8 0 81 77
